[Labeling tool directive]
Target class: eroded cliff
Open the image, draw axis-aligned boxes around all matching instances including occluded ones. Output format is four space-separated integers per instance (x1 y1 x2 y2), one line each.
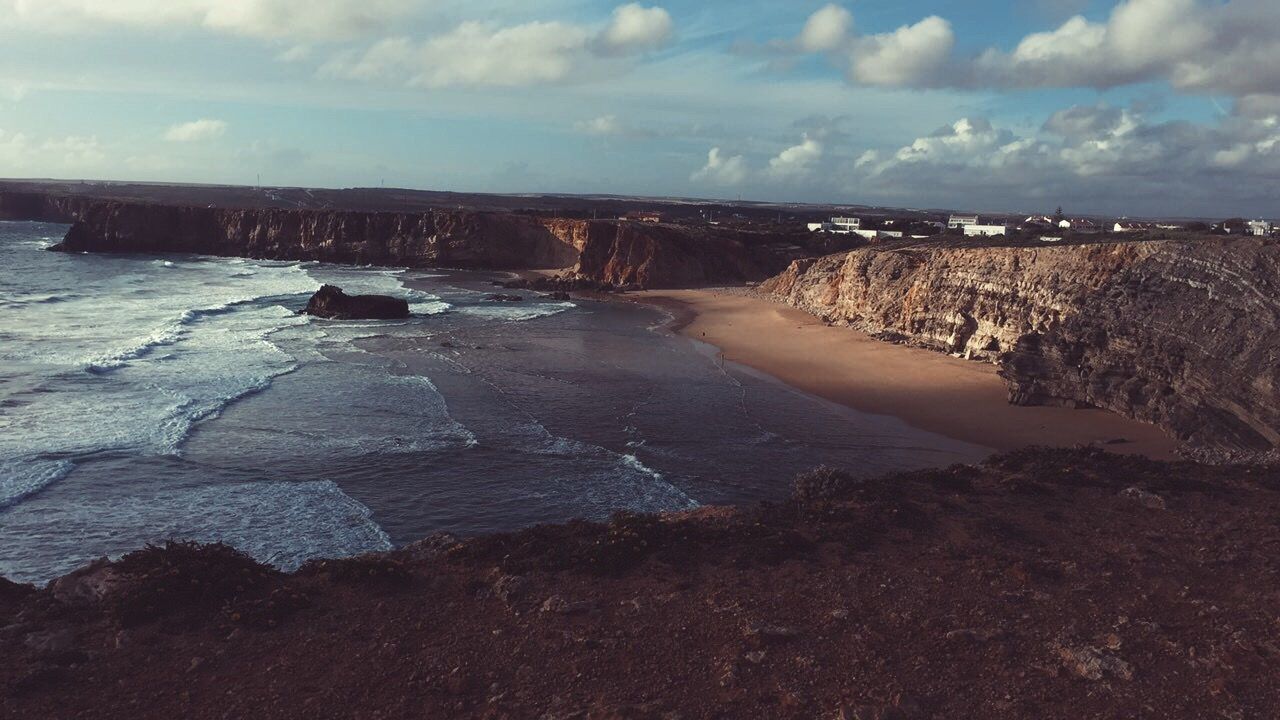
7 193 804 288
763 238 1280 456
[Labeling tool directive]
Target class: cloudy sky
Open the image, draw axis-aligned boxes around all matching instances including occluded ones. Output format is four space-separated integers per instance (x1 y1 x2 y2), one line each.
1 0 1278 216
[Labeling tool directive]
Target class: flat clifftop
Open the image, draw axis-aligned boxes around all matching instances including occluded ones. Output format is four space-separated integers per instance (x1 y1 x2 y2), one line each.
3 449 1278 719
763 236 1280 457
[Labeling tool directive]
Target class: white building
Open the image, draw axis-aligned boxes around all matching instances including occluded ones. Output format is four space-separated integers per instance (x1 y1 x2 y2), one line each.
1247 220 1272 236
948 215 979 230
807 217 862 234
852 229 904 240
964 224 1010 237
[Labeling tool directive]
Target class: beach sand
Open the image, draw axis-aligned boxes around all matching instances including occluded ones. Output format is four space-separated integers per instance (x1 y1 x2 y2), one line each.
633 288 1179 460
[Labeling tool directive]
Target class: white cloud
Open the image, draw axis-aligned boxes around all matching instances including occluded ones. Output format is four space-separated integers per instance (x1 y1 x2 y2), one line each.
2 0 413 42
164 119 228 142
0 127 105 173
575 115 625 136
325 5 675 88
691 147 747 185
572 114 653 138
767 134 823 179
788 6 954 88
843 102 1280 214
847 16 954 87
596 4 673 54
785 1 1280 99
326 23 592 88
798 4 852 53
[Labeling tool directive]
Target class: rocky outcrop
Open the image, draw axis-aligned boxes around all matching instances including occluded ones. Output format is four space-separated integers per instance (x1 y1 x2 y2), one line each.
302 285 410 320
763 238 1280 456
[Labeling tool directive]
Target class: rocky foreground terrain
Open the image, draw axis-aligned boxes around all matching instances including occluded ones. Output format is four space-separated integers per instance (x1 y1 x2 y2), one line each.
3 449 1278 719
764 237 1280 459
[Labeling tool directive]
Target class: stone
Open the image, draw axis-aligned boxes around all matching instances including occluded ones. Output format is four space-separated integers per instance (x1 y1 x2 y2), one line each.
48 558 124 608
1055 644 1133 681
1120 487 1167 510
302 285 409 320
483 294 525 303
24 629 77 656
401 533 461 561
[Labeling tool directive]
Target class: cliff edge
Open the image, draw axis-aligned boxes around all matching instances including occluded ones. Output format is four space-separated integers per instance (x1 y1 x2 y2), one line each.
2 449 1277 719
762 237 1280 457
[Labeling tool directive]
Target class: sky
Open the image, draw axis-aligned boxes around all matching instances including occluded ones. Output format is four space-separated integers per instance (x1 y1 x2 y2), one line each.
1 0 1278 217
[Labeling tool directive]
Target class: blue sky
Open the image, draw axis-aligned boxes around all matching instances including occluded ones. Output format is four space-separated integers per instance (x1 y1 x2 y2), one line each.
1 1 1278 216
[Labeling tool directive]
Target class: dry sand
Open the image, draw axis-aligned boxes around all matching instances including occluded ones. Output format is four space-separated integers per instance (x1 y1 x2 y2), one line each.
633 288 1178 460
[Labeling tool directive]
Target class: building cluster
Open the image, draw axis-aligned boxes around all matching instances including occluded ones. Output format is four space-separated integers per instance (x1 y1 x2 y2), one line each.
806 217 906 240
805 212 1279 241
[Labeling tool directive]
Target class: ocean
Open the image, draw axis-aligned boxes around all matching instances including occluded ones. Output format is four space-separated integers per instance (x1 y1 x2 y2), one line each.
0 221 988 584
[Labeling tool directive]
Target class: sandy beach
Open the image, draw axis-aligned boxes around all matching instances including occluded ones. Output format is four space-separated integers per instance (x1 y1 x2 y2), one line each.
634 288 1179 460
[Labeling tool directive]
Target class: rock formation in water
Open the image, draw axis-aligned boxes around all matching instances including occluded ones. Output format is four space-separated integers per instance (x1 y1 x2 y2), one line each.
302 285 410 320
763 237 1280 457
3 191 811 289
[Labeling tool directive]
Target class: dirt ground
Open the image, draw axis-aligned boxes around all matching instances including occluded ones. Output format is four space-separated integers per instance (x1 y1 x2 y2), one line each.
3 448 1278 720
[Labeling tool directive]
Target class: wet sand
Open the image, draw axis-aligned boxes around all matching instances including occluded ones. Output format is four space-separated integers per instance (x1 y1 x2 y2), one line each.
632 288 1178 460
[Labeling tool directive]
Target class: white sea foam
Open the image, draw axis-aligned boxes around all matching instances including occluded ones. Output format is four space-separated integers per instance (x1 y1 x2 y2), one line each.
0 258 315 507
0 480 393 584
0 457 75 510
455 302 575 322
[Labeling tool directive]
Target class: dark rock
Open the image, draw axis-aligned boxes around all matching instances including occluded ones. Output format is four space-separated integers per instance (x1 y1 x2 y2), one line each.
484 294 525 303
546 292 572 301
1120 487 1167 510
302 285 409 320
48 558 124 608
402 532 462 561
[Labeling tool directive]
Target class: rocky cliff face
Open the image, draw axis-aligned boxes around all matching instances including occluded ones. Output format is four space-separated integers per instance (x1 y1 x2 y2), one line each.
5 192 800 288
0 191 96 224
763 238 1280 456
540 218 794 288
49 200 581 270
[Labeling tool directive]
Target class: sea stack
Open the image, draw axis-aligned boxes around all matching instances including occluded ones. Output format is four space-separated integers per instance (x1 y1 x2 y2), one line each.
302 284 410 320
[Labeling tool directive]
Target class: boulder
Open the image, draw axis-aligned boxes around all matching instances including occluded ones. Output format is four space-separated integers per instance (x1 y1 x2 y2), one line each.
484 294 525 303
302 285 410 320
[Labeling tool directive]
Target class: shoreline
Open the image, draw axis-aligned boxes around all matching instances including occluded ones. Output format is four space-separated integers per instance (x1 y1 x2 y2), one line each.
630 287 1179 460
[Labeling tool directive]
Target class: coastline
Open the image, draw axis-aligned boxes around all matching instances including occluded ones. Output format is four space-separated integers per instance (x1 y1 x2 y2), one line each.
630 287 1180 460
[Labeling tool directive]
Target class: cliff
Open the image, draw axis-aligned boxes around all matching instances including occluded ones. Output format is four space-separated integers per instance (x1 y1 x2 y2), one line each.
762 238 1280 456
3 449 1278 719
1 191 803 288
541 218 795 288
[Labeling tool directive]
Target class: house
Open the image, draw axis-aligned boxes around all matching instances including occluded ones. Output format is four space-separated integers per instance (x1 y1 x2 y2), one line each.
1113 221 1156 233
1247 220 1272 236
808 217 862 234
852 229 904 240
948 215 979 230
964 223 1010 237
1059 218 1102 233
622 211 663 223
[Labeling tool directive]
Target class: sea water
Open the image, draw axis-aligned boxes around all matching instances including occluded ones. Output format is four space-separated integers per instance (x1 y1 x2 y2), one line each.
0 222 988 583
